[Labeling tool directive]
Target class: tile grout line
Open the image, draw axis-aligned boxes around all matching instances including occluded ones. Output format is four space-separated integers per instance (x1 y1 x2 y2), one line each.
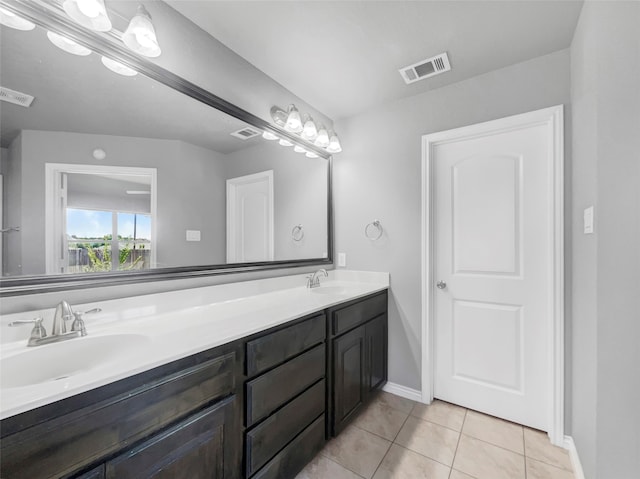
448 408 468 479
323 455 368 479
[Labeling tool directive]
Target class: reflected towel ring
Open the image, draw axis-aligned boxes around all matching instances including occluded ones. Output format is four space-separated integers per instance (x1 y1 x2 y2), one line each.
364 220 383 240
291 224 304 241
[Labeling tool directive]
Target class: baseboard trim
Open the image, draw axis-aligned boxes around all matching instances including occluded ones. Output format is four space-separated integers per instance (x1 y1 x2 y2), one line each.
382 382 423 402
564 436 585 479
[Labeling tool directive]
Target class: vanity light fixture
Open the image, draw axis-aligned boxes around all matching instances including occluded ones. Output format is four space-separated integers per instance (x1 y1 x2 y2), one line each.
314 125 330 148
305 151 319 159
326 132 343 153
267 103 342 155
301 115 318 141
122 5 161 58
284 104 303 133
47 31 92 56
293 145 306 154
0 6 36 30
63 0 112 32
101 56 137 77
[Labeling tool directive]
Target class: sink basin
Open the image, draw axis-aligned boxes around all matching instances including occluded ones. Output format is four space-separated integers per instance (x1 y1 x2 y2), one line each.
1 333 150 389
310 286 354 295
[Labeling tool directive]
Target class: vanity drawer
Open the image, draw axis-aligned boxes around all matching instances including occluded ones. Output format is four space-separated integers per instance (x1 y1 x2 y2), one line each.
245 379 325 476
252 415 325 479
331 291 387 336
0 351 236 479
246 344 325 427
246 313 325 377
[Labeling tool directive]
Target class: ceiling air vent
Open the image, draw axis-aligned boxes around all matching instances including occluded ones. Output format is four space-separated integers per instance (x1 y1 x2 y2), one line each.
0 86 35 107
399 52 451 85
230 127 261 140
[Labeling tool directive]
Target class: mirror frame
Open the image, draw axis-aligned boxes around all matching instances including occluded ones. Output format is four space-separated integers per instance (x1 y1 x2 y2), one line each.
0 0 333 296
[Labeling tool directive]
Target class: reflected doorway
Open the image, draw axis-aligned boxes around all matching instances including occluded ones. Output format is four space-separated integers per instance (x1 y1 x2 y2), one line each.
45 164 157 274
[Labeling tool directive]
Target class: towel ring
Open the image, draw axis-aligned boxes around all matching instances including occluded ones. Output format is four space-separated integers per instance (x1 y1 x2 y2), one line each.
364 220 383 241
291 224 304 241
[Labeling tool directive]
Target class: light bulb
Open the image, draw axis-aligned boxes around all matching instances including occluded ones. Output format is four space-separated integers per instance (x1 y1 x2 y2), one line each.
279 139 293 147
101 56 137 77
123 5 161 57
314 125 330 148
0 6 36 30
77 0 101 18
294 145 306 153
284 104 302 133
305 151 319 158
262 131 278 141
47 31 92 56
63 0 112 31
302 116 318 141
326 133 342 153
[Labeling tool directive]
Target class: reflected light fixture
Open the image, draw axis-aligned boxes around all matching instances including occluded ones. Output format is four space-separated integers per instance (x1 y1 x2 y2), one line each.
314 125 330 148
305 151 319 158
326 132 342 153
63 0 112 32
0 6 36 30
262 131 278 141
279 138 293 147
101 56 137 77
294 145 306 154
47 31 92 56
122 5 161 58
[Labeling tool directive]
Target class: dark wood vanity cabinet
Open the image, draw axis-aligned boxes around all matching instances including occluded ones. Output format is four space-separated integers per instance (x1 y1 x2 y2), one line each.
0 289 388 479
329 291 388 435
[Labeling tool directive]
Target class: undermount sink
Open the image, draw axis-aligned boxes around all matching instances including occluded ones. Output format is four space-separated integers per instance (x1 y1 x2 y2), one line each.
1 333 150 389
310 285 354 295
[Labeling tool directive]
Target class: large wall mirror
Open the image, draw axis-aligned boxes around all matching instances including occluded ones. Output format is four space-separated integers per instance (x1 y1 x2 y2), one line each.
0 0 332 295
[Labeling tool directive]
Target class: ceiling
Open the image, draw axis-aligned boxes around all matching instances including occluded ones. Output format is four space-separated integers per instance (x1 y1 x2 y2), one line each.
168 0 584 120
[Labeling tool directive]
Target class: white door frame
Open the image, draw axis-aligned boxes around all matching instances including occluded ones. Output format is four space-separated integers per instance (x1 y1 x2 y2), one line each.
226 170 275 263
45 163 157 274
421 105 564 445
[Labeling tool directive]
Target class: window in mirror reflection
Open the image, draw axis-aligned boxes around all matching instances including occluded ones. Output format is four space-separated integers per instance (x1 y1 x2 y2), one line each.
65 209 151 273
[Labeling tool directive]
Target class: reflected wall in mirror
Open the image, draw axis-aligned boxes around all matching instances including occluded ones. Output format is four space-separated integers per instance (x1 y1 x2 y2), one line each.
0 11 329 280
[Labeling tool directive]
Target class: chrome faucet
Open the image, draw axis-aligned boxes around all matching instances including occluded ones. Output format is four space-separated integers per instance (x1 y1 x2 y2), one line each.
306 268 328 288
9 301 101 347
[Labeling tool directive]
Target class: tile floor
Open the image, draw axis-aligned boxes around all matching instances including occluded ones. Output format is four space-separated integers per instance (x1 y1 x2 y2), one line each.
296 392 574 479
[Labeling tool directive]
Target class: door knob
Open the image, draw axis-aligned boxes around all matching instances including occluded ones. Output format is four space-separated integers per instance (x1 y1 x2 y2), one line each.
436 280 447 289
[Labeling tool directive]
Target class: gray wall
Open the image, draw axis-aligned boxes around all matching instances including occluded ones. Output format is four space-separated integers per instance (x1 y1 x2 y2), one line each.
334 49 571 394
12 130 226 274
1 137 23 276
570 2 640 478
224 142 329 261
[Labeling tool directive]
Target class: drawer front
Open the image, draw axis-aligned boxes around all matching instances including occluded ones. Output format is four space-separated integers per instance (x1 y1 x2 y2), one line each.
0 352 236 479
106 395 236 479
245 380 325 476
246 313 325 377
252 415 325 479
246 344 325 427
332 292 387 336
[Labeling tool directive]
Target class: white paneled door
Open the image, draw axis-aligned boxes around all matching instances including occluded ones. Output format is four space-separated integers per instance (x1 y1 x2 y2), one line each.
425 107 564 433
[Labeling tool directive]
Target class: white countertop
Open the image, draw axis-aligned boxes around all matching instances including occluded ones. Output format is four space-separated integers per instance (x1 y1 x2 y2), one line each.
0 270 388 420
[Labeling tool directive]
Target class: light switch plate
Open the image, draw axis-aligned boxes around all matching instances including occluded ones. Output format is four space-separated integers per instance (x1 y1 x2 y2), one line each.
338 252 347 267
583 206 594 234
186 230 201 242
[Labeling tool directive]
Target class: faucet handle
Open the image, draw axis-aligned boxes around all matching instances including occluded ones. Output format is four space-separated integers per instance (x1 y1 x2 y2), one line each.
9 317 47 340
70 308 100 337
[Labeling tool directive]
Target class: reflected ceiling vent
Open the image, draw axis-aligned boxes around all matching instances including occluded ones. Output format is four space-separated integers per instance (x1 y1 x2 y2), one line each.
230 127 261 140
399 52 451 85
0 86 35 107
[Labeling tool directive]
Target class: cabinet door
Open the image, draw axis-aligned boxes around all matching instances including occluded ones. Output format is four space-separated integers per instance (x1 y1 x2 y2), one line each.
69 465 105 479
332 325 366 435
366 314 388 394
106 395 237 479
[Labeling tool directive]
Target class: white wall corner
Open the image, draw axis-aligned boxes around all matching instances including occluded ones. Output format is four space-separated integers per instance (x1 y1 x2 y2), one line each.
382 382 423 402
563 436 586 479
